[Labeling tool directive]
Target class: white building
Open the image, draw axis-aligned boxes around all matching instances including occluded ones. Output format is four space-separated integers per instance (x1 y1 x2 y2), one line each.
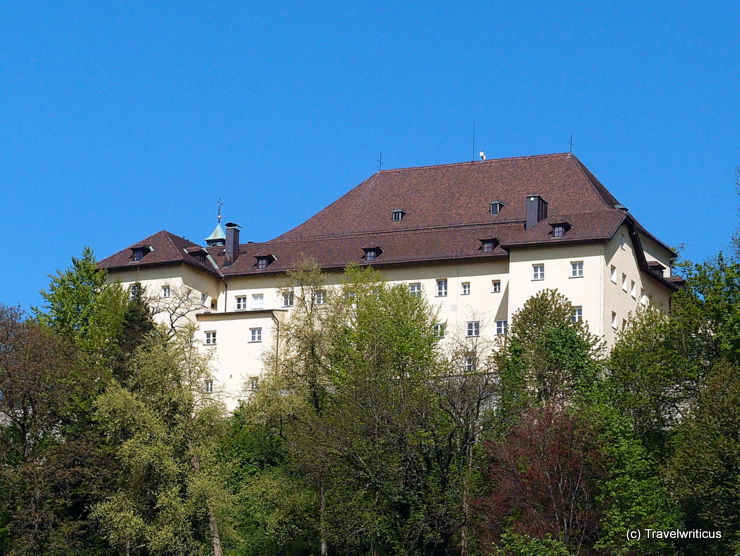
100 153 682 407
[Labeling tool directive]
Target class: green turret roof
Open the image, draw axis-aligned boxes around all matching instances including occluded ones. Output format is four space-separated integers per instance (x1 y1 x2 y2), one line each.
205 222 226 246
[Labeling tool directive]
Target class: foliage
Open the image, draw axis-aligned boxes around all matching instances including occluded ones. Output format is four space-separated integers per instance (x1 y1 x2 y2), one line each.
489 530 571 556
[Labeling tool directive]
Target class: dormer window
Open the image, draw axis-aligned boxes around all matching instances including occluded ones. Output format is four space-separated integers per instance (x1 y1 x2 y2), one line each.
255 254 275 270
550 222 572 238
480 239 498 253
392 209 406 222
489 201 504 215
363 247 382 262
130 245 153 262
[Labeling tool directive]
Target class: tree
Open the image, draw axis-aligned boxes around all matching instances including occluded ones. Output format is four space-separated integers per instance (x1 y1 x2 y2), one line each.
92 327 233 556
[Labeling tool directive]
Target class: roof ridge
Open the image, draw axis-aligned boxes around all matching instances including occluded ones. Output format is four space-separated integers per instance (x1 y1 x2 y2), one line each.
568 156 621 209
377 152 571 174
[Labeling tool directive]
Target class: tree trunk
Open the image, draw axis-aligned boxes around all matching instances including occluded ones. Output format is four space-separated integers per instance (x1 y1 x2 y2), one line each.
319 479 328 556
209 511 223 556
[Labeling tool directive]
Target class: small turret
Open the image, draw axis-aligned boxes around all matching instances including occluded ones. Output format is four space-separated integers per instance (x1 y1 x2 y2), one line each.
205 199 227 247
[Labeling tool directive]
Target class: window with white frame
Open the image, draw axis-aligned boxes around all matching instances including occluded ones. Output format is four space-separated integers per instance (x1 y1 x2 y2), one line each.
282 291 294 307
162 285 170 298
252 294 264 309
436 279 448 297
532 264 545 281
622 273 628 292
496 320 508 335
204 379 213 394
462 282 470 295
236 296 248 310
611 265 617 283
630 280 636 298
314 290 326 305
409 283 422 297
611 312 618 330
201 293 208 306
205 331 217 345
248 376 259 391
570 261 584 278
129 284 140 299
572 306 583 323
466 321 480 337
433 323 446 338
491 280 501 293
464 354 476 372
250 327 262 342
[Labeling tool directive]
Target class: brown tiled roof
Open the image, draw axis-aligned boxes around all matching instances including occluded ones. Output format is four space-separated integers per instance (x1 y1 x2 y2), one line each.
99 154 675 282
98 230 221 276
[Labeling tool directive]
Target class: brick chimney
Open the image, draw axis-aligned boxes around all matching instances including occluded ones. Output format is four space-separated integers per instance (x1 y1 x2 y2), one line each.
224 222 241 265
525 195 548 229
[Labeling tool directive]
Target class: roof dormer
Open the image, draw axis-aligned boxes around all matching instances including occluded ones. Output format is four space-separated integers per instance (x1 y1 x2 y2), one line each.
362 246 383 262
130 244 153 262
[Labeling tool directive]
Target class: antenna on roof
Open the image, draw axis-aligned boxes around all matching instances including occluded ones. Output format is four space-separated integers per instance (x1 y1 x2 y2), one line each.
479 151 486 160
377 151 383 172
568 133 575 156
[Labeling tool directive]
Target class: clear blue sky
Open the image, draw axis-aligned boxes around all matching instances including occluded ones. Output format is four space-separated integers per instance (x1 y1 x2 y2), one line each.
2 1 738 311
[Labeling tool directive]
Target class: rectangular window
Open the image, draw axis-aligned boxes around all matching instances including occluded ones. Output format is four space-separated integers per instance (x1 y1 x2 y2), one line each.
257 258 269 270
436 279 448 297
204 379 213 394
365 249 377 262
611 265 617 283
495 320 508 335
611 312 618 330
532 264 545 281
248 376 259 391
482 240 494 253
314 290 326 305
464 354 476 372
129 284 140 299
236 296 248 310
461 282 470 295
162 285 170 298
252 294 264 309
282 291 294 307
572 306 583 323
409 283 422 297
205 331 217 345
630 280 637 299
640 288 648 307
570 261 584 278
621 234 626 249
250 327 262 342
466 321 480 337
491 280 501 293
622 273 628 292
201 293 208 306
433 323 446 338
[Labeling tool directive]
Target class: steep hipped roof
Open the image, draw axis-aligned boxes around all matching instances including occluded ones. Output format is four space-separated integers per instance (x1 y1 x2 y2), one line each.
277 153 622 240
98 230 220 276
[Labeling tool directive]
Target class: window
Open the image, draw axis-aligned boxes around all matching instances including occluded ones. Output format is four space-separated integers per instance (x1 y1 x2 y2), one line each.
433 323 446 338
392 209 406 222
622 319 627 330
611 312 618 330
496 320 508 335
129 284 140 300
162 285 170 298
250 327 262 342
257 258 268 270
466 321 480 337
204 379 214 394
489 201 504 215
622 273 628 292
436 279 448 297
553 225 565 238
630 280 636 298
491 280 501 293
201 293 208 306
572 306 583 323
205 331 217 345
640 288 648 307
532 264 545 281
464 354 477 372
252 294 264 310
620 234 626 249
481 239 497 253
133 249 143 262
461 282 470 295
365 249 377 262
571 261 584 278
248 376 259 391
610 265 617 283
314 290 326 305
282 291 294 307
236 296 247 310
409 283 422 298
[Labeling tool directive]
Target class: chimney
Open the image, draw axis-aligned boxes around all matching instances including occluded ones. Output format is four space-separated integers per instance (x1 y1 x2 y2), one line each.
224 222 241 265
525 195 548 230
